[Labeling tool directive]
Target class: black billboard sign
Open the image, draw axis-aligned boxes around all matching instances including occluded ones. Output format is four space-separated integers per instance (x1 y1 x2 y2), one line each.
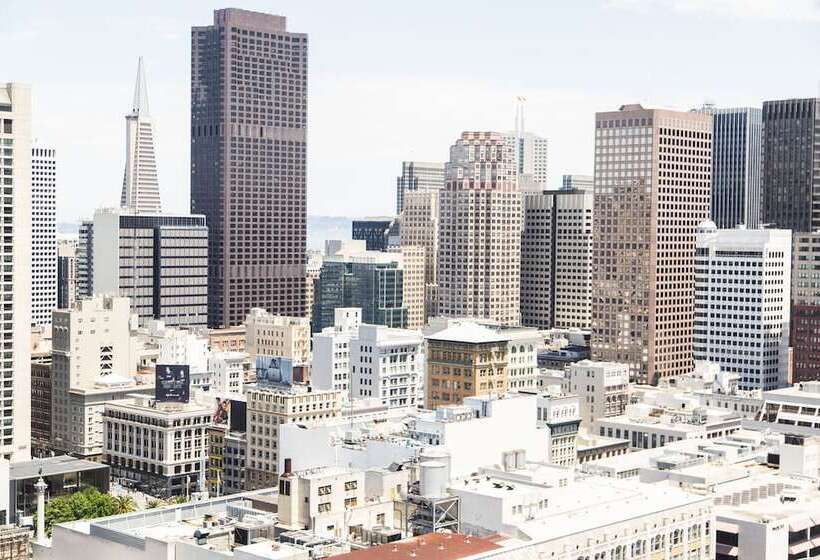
155 364 191 403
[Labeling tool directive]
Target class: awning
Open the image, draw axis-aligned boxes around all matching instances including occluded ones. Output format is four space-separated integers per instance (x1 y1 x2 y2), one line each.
716 543 738 557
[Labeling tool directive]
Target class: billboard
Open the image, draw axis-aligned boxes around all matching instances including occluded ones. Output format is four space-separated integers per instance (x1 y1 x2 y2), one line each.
255 356 293 386
155 364 191 403
211 397 247 432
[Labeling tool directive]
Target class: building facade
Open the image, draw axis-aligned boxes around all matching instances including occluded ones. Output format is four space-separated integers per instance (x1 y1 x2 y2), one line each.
104 396 211 497
191 8 308 328
591 104 712 384
703 106 762 229
87 208 208 328
425 322 509 410
351 218 396 252
761 98 820 233
350 324 424 409
561 174 594 192
395 160 444 215
694 223 791 391
566 360 629 427
792 232 820 382
312 246 421 333
31 146 57 327
437 132 522 326
245 308 310 364
399 190 439 319
521 189 593 329
310 307 361 395
503 130 548 191
0 83 32 461
57 238 77 309
245 385 342 489
76 220 93 299
120 58 161 214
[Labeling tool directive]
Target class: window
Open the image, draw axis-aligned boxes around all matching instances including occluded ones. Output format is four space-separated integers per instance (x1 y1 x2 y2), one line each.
318 484 331 496
344 497 357 508
318 502 331 513
344 480 358 491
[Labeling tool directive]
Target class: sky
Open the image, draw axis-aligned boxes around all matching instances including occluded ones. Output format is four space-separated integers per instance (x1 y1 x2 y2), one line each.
1 0 818 223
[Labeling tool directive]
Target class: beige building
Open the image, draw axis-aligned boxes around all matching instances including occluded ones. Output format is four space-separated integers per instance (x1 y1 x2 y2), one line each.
51 295 154 459
400 190 439 318
398 245 425 329
245 385 342 489
591 104 712 384
437 131 522 326
245 308 310 365
521 188 594 329
206 324 246 353
425 322 509 409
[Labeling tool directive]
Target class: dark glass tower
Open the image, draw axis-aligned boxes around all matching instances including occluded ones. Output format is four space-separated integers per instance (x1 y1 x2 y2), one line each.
762 98 820 233
191 8 307 327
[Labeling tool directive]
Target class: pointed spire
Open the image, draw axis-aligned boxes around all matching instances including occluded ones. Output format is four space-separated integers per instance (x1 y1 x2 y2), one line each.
131 56 150 116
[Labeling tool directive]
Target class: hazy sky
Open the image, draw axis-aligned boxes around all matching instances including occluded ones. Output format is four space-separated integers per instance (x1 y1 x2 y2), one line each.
2 0 818 223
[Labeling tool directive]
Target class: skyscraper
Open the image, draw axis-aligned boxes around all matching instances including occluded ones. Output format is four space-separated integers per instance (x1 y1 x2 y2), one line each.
120 58 161 214
699 106 762 229
504 101 548 191
520 188 593 329
57 238 77 310
561 174 594 192
694 223 791 391
0 83 32 461
191 8 307 328
31 146 57 327
437 132 522 326
85 208 209 328
591 104 712 385
762 98 820 233
395 161 444 215
792 232 820 382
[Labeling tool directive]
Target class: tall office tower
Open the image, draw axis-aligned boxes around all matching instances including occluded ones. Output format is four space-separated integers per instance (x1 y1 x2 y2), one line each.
437 132 522 326
120 58 161 214
520 188 593 329
31 146 57 326
792 232 820 382
694 223 791 391
591 104 712 385
76 220 93 299
698 106 762 228
86 208 208 328
562 174 594 192
191 8 308 328
395 161 445 214
398 245 426 329
504 102 548 192
0 83 32 461
762 98 820 233
304 251 322 322
57 238 77 309
400 190 439 319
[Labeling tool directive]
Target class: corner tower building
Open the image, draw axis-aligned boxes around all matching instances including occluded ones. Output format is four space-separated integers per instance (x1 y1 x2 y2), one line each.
191 8 307 327
591 105 712 385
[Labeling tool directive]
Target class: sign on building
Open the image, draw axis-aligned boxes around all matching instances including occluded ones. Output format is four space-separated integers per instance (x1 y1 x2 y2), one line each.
155 364 191 403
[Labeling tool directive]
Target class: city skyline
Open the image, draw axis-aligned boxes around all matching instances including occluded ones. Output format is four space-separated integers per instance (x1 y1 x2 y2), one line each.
2 0 818 223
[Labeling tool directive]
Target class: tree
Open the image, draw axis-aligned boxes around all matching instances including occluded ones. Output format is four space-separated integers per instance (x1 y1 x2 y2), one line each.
44 488 119 535
113 495 137 515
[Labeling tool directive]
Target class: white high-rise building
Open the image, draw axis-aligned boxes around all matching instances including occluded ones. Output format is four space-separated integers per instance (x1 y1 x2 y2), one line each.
694 222 792 391
0 83 32 461
31 146 57 327
437 132 522 326
311 308 361 395
350 324 424 409
120 57 161 214
521 189 594 329
504 103 548 191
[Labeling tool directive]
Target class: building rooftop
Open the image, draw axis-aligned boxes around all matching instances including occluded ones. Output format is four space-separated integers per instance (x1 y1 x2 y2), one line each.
425 322 508 344
10 455 109 480
331 532 501 560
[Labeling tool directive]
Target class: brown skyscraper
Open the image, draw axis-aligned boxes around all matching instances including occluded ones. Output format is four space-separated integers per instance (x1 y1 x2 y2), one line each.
191 9 307 327
591 105 712 385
